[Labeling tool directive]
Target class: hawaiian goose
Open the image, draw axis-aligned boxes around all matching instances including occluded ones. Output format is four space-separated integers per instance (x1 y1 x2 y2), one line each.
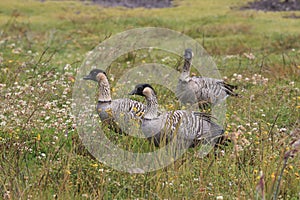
129 83 224 147
83 69 145 133
176 48 238 106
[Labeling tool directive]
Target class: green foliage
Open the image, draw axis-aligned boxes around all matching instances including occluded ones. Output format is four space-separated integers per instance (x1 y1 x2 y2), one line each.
0 0 299 199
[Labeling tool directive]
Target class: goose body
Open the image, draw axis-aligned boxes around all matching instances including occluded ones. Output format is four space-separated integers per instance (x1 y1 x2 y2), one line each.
84 69 145 133
176 48 238 106
130 84 224 147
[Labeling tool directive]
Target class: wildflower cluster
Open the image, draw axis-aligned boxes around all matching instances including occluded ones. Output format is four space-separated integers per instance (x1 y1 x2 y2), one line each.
224 73 269 85
0 61 76 141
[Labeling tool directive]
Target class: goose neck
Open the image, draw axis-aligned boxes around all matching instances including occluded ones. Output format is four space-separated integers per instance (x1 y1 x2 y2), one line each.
144 93 158 119
181 58 191 80
97 77 112 102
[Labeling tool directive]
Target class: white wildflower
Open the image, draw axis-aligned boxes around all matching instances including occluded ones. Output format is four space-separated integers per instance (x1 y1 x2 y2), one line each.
0 121 7 126
237 74 242 80
64 64 72 71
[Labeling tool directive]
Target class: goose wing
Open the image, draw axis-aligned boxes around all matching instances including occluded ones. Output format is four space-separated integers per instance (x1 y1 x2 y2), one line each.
188 76 237 104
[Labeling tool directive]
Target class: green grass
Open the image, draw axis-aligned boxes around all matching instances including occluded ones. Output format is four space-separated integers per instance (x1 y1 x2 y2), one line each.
0 0 300 199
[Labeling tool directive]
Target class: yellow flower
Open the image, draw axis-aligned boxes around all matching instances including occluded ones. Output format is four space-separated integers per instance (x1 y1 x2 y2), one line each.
90 163 98 168
65 169 71 175
263 131 268 135
68 76 75 83
263 160 268 164
295 172 299 178
288 165 293 170
286 146 290 151
36 133 41 141
271 172 276 180
105 108 113 117
296 105 300 109
136 111 144 117
132 107 138 112
166 104 174 109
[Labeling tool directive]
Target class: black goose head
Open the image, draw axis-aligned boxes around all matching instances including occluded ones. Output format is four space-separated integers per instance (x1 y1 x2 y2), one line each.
184 48 193 60
129 83 156 97
83 69 107 82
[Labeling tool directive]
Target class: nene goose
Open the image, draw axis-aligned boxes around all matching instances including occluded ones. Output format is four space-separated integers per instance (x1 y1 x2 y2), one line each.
83 69 145 133
129 83 224 147
176 48 238 107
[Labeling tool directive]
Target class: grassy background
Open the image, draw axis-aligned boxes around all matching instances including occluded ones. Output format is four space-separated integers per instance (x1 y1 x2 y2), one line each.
0 0 299 199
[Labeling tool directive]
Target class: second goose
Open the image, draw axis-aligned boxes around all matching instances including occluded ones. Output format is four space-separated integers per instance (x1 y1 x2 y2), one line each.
129 83 224 147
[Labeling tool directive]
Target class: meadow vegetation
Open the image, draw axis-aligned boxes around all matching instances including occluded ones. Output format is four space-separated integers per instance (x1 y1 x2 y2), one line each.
0 0 299 199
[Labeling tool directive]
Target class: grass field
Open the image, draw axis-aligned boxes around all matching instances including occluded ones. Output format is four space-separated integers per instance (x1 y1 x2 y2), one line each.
0 0 299 199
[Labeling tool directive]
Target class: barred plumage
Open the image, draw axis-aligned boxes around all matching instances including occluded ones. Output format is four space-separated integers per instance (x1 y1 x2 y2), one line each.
176 48 238 106
83 69 145 133
129 83 224 147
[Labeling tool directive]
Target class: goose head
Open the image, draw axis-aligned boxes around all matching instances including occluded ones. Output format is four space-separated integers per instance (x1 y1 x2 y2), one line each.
83 69 107 82
184 48 193 61
129 83 156 98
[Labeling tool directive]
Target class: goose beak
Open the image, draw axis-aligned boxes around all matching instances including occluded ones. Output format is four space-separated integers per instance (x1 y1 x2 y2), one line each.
83 74 92 80
128 89 137 95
